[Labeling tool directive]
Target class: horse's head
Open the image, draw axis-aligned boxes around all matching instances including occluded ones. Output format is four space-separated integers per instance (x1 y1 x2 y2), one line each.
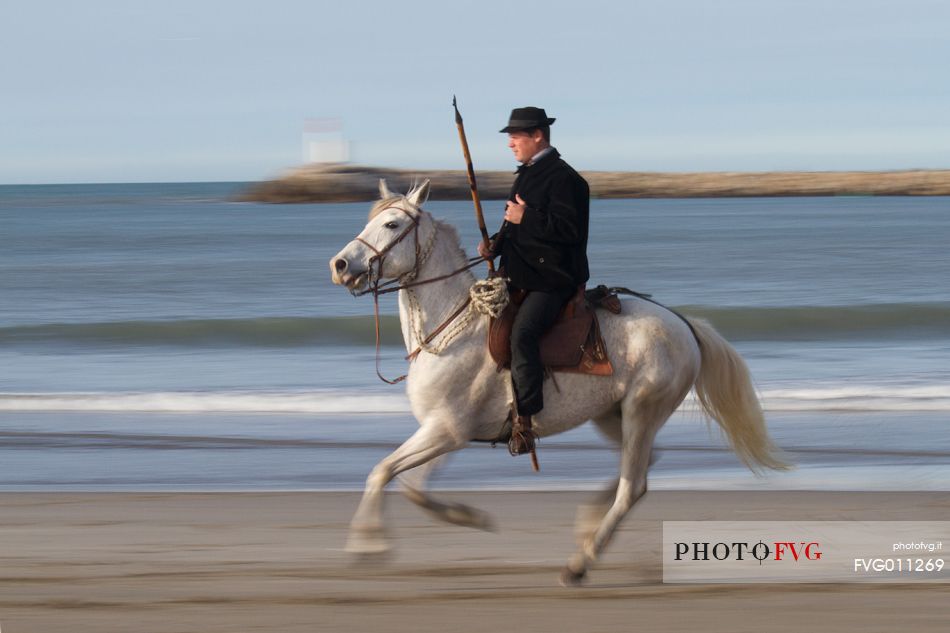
330 179 432 295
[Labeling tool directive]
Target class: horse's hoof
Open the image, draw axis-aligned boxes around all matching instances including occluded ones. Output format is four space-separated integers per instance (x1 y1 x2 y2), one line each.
350 548 393 567
473 511 498 533
345 528 391 560
444 504 497 532
559 566 587 587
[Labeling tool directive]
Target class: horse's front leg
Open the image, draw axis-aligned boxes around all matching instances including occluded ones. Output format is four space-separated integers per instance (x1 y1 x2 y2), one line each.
346 423 465 555
399 458 495 532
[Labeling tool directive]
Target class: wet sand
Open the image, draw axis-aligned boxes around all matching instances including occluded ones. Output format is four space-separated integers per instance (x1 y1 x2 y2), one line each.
2 490 948 632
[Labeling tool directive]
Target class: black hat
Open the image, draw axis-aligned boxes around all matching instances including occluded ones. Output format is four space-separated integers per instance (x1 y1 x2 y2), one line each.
499 106 556 133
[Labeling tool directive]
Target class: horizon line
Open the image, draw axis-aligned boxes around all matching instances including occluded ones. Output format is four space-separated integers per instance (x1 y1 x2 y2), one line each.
4 164 950 188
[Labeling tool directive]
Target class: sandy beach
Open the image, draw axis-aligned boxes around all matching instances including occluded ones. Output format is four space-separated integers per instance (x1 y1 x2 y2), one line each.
2 490 948 632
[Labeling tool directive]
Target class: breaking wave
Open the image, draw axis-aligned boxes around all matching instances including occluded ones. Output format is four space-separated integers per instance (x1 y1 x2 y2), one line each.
1 384 947 413
4 302 950 349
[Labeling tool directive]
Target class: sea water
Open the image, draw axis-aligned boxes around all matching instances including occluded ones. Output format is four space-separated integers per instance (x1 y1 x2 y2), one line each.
1 183 948 491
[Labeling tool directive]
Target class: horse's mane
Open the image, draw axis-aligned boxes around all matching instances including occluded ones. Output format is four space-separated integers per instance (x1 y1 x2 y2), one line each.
431 218 463 254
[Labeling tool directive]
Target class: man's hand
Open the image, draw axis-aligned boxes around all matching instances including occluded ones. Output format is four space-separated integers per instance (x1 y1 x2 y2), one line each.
477 239 494 259
504 194 528 224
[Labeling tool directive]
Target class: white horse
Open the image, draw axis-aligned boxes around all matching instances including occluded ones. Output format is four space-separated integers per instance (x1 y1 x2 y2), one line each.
330 180 788 585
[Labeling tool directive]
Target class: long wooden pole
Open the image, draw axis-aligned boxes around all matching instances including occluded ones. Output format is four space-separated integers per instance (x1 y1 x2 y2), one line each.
453 96 495 273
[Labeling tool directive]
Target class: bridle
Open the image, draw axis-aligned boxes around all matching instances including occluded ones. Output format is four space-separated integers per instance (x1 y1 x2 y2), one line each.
353 206 423 291
350 204 487 384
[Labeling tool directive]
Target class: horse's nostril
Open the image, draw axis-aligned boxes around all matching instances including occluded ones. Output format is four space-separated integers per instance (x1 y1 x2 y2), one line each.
334 258 347 272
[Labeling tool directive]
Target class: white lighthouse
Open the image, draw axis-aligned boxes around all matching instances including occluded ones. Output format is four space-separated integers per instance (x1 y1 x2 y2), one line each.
301 117 350 164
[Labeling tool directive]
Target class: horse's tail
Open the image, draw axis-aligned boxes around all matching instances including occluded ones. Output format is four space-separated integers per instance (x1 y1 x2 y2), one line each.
686 317 791 473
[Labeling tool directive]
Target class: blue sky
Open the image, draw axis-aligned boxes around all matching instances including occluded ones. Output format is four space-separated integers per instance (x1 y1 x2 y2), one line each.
2 0 948 183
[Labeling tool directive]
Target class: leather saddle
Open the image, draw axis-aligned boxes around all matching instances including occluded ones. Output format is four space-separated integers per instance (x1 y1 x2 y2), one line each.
488 284 621 377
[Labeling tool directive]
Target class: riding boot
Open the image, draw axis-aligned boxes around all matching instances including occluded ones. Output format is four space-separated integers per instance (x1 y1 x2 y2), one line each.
508 414 540 471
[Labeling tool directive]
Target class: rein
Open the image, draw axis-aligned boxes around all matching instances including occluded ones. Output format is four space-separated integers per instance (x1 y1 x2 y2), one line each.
353 205 488 384
370 258 486 297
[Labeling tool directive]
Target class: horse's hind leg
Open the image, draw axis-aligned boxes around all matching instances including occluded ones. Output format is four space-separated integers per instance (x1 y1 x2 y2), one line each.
574 477 619 546
574 412 622 543
398 457 495 531
346 424 464 556
562 400 667 585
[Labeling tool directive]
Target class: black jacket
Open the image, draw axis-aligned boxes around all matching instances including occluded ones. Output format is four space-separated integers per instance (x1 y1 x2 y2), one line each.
497 148 590 292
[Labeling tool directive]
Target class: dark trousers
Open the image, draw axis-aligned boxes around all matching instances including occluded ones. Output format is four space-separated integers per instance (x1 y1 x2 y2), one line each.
510 287 573 416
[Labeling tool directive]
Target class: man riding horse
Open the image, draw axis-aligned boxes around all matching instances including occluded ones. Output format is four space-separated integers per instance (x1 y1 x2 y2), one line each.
479 106 591 460
330 116 785 581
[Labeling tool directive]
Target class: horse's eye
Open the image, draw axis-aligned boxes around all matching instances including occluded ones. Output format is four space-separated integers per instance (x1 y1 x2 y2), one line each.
384 221 399 229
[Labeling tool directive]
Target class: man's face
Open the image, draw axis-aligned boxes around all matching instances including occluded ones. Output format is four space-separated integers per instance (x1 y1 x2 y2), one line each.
507 130 546 164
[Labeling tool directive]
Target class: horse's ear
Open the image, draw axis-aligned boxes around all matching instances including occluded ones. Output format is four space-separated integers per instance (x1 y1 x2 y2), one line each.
406 180 430 208
378 179 394 200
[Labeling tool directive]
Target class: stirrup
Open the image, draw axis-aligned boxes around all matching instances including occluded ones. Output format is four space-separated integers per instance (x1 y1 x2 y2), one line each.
508 415 540 471
507 428 536 456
